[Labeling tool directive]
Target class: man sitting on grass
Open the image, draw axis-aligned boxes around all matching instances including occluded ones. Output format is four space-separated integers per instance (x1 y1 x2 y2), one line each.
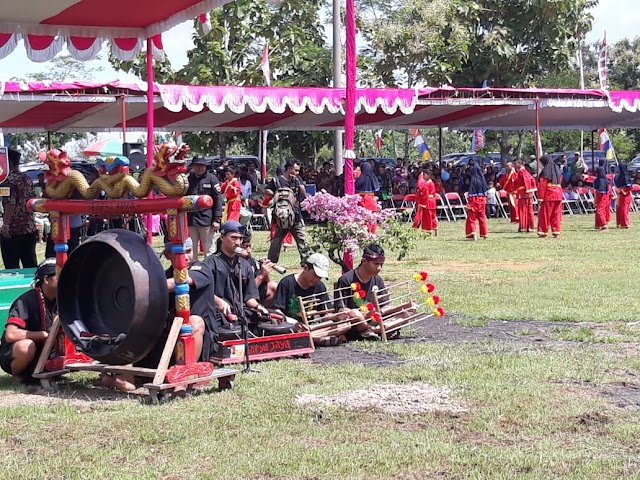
0 258 57 383
334 244 390 341
272 253 351 347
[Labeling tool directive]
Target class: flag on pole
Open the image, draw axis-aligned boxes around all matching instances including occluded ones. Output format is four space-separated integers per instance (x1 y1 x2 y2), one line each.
261 43 271 86
410 129 432 161
534 129 543 160
598 128 616 160
598 32 608 90
198 13 212 35
374 130 383 151
471 129 485 153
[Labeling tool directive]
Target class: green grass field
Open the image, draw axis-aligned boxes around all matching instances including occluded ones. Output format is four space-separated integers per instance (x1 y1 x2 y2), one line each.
1 214 639 479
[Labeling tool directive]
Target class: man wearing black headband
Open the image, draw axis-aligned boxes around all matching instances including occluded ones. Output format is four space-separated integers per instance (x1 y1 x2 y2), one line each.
334 244 389 340
0 258 57 382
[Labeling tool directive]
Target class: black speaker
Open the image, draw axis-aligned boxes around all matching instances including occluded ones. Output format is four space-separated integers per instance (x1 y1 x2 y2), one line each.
123 142 146 173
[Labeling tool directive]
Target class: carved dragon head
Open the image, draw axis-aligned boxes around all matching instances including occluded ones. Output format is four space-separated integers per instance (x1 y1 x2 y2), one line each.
153 141 189 180
38 149 71 183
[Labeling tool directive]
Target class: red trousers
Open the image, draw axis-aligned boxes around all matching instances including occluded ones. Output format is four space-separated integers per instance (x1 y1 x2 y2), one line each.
465 196 488 238
508 193 518 223
359 194 378 234
413 207 437 232
616 192 631 228
537 200 562 236
223 199 241 222
517 196 535 232
594 192 611 229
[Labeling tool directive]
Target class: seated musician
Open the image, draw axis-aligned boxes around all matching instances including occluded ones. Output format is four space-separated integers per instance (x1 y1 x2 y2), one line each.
271 253 349 347
238 229 278 308
204 221 270 330
0 259 57 383
334 244 390 341
100 238 227 391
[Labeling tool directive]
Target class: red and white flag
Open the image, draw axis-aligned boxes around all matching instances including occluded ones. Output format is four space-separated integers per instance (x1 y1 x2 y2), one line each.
374 130 383 151
261 43 271 86
598 32 608 90
198 13 212 35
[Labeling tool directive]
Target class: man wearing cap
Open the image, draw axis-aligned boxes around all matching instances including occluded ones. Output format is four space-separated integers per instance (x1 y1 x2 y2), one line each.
334 244 390 340
0 258 57 382
204 221 269 328
1 148 37 269
272 253 349 346
187 156 223 259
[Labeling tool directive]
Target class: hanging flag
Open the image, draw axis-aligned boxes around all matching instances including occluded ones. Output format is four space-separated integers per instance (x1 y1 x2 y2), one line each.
471 129 485 153
198 13 212 35
598 32 608 90
410 129 432 162
598 128 616 160
261 42 271 87
374 130 383 151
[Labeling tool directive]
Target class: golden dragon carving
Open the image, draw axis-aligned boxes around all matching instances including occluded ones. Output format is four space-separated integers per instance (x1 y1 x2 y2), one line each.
39 142 191 199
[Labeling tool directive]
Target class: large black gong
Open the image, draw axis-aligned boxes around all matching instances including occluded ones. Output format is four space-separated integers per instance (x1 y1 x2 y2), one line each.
58 229 169 365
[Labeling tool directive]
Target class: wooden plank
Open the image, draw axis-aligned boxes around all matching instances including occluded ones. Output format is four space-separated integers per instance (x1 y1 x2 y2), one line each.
33 315 60 376
151 316 183 386
65 363 157 378
144 368 238 391
32 369 69 379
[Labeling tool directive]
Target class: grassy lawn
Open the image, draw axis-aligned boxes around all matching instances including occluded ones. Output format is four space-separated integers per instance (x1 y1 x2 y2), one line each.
0 213 639 479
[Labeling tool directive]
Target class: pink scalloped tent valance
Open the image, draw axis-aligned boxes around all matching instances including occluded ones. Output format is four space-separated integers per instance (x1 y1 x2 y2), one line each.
0 0 232 61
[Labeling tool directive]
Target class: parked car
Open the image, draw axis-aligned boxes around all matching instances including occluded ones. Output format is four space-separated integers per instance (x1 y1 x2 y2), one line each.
627 155 640 175
19 160 98 185
550 150 607 172
451 152 507 168
358 157 396 171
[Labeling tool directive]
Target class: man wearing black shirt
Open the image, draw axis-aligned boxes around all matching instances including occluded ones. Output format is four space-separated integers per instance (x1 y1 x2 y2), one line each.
334 244 390 340
0 258 57 381
187 157 223 259
239 229 278 307
263 159 309 264
204 221 269 329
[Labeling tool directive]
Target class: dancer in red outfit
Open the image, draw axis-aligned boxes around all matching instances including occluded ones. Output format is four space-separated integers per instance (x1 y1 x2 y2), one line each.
465 162 489 240
593 166 612 230
220 168 242 222
412 170 438 235
614 162 633 228
500 162 519 224
537 155 564 238
355 161 380 234
514 159 536 232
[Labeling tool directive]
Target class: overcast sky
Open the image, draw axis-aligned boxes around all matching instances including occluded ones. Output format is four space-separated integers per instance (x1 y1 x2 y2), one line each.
0 1 633 83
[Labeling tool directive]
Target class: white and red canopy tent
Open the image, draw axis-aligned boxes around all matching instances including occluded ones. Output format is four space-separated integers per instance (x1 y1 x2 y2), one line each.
1 81 640 133
0 0 228 61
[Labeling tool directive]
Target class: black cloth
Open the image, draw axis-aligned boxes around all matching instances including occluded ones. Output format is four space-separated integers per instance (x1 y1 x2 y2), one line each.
334 269 388 310
468 163 489 196
266 175 305 219
355 162 380 194
539 157 562 185
186 171 223 227
272 274 331 319
593 167 610 193
204 252 259 317
0 232 37 269
245 256 269 303
0 288 56 375
615 163 632 188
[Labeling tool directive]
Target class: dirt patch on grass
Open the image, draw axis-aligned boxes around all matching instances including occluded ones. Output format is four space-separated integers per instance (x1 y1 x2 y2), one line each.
0 383 143 407
295 382 467 415
556 377 640 410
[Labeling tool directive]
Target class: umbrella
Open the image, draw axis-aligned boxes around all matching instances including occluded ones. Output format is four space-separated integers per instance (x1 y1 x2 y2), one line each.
83 138 123 157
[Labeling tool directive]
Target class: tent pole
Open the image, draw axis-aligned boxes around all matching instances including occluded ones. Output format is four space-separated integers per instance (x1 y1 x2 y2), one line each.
438 127 443 174
535 98 541 176
332 0 343 177
47 132 52 150
591 130 595 171
145 38 154 245
343 0 356 197
121 94 127 154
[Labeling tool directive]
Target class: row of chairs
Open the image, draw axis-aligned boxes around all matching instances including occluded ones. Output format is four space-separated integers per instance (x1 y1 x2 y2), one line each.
396 185 640 222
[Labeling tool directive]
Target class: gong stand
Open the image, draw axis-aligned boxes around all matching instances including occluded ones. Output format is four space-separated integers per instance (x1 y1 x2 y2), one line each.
26 196 238 397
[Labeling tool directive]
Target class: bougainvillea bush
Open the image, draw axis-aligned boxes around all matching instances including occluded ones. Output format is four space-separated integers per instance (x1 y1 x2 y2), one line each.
301 192 416 270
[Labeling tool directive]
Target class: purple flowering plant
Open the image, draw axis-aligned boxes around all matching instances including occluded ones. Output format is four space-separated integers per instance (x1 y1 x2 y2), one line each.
302 192 415 270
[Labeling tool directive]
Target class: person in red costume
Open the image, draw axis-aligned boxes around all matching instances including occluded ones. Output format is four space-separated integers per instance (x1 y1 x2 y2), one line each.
537 155 564 238
500 162 519 224
593 166 612 230
354 160 380 234
614 162 633 229
221 168 242 222
412 169 438 235
465 161 489 240
514 159 536 233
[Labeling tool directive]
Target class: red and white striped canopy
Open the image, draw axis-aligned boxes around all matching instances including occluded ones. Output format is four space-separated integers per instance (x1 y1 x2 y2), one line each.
0 0 229 61
1 81 639 133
